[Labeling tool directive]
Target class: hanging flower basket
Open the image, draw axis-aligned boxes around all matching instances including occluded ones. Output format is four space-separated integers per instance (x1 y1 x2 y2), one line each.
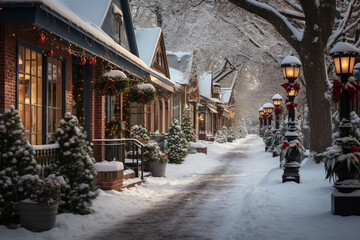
129 83 156 104
94 70 130 96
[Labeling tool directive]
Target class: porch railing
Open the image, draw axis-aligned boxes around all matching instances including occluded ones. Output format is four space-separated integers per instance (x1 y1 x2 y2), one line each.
92 139 145 180
32 143 60 177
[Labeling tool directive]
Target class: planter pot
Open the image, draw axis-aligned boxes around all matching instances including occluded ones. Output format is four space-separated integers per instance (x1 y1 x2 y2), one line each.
18 201 58 232
148 161 167 177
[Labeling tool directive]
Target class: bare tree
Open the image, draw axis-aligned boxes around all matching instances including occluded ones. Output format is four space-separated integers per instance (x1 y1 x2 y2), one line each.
228 0 359 156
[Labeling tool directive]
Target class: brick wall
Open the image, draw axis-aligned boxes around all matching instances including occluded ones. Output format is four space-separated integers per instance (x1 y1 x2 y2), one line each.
96 170 124 191
91 63 105 140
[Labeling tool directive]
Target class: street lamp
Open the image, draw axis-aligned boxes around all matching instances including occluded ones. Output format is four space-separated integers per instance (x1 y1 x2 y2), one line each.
259 107 264 134
329 41 359 215
281 55 302 183
263 102 274 127
272 94 283 130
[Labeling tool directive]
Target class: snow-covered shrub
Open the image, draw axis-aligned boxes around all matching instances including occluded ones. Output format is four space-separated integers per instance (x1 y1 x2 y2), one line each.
237 126 248 139
165 120 188 164
0 106 41 224
131 125 150 143
144 142 168 163
53 113 97 214
181 104 196 143
228 127 237 141
214 129 227 143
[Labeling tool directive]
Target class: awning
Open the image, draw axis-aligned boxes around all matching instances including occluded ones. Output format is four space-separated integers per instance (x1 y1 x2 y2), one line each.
207 105 218 114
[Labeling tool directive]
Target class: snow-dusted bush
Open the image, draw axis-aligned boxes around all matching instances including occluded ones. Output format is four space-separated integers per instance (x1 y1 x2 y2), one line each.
237 126 248 139
228 127 237 141
131 125 150 143
0 106 41 224
214 129 227 143
53 113 97 214
144 142 168 163
165 120 188 164
181 104 196 142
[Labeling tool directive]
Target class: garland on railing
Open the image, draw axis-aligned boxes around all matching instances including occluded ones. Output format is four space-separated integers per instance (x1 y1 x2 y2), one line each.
331 79 360 103
285 99 298 110
281 82 301 92
274 107 283 115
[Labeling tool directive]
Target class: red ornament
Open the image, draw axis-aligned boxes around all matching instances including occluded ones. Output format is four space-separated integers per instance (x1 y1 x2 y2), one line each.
79 57 86 65
37 33 45 44
89 57 96 65
68 49 72 55
46 50 53 57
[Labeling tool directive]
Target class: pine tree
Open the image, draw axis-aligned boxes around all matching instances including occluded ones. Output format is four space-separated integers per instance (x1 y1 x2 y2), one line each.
130 125 150 143
214 129 227 143
0 106 40 224
181 104 196 142
228 127 237 141
165 120 188 164
53 113 97 214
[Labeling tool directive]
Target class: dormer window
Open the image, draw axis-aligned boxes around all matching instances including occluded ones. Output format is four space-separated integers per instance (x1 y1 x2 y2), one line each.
113 4 123 43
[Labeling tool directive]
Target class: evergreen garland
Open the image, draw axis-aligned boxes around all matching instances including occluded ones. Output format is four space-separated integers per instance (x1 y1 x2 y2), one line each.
129 85 156 104
181 105 196 142
53 113 98 214
93 75 129 96
0 106 40 224
165 120 188 164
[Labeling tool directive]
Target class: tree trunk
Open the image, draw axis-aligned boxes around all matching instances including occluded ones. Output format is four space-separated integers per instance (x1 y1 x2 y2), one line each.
299 43 332 155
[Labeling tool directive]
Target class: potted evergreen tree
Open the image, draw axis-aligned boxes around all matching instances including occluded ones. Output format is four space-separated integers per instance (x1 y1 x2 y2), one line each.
165 120 188 164
144 142 168 177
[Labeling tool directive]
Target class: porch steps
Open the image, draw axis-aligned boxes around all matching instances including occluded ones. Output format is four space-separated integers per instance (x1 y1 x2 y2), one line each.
121 170 151 190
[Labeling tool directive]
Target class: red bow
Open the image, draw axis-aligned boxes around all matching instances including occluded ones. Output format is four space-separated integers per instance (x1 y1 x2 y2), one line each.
281 82 300 92
331 79 360 103
351 145 359 153
259 117 262 121
285 99 297 110
281 141 289 149
274 107 283 115
138 91 145 104
103 78 115 95
266 115 273 120
346 81 360 101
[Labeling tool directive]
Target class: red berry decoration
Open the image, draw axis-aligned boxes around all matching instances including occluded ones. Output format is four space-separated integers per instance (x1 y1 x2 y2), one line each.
46 50 53 57
79 57 86 65
68 49 72 55
89 57 96 65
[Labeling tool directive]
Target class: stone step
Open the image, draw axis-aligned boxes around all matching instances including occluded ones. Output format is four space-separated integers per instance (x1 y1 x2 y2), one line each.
121 178 144 189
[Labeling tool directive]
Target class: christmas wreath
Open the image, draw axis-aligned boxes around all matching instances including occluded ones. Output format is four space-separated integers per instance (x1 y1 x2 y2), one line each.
129 83 156 104
94 70 130 96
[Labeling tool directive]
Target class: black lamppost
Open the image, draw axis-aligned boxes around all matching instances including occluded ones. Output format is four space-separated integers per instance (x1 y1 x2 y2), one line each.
281 56 301 183
329 41 359 215
263 102 274 128
259 107 264 136
272 94 283 130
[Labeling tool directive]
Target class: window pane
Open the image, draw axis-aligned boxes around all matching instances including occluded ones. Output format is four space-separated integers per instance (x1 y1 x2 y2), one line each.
48 58 52 80
37 53 42 78
31 76 37 105
53 81 57 108
48 79 52 107
31 50 37 76
37 78 42 105
19 46 24 72
24 75 30 105
25 48 30 74
37 106 42 134
31 106 37 133
37 134 42 145
57 60 62 83
48 108 53 135
24 105 30 132
52 109 56 134
31 134 37 145
52 60 57 81
56 109 62 128
19 104 24 126
57 81 62 109
19 73 24 103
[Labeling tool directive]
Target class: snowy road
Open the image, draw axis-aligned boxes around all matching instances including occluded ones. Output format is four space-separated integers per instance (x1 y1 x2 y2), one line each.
89 135 263 240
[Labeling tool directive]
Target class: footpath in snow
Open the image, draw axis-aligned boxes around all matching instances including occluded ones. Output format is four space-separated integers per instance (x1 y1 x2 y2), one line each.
2 135 360 240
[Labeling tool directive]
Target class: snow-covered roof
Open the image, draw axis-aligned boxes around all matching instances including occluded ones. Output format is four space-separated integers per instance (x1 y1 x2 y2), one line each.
167 51 193 72
281 56 301 66
330 42 359 55
169 67 188 85
134 27 161 66
263 102 274 108
210 98 221 104
1 0 149 71
60 0 111 27
272 93 283 100
198 73 212 99
102 70 127 78
221 88 232 104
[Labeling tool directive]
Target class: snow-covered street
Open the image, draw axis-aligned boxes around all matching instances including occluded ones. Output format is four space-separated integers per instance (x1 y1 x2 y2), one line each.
2 134 360 240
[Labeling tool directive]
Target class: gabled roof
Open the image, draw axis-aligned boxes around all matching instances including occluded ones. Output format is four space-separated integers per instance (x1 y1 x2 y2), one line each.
166 51 193 85
134 27 162 66
221 88 232 104
61 0 111 27
213 58 237 83
198 73 212 99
